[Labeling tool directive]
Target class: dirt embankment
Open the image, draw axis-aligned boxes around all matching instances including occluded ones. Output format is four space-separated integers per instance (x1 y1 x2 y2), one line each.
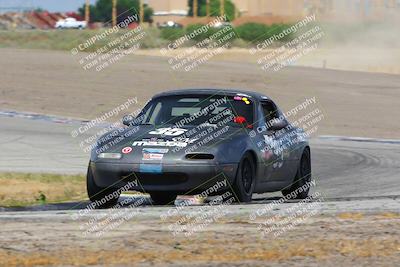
0 211 399 266
1 48 400 138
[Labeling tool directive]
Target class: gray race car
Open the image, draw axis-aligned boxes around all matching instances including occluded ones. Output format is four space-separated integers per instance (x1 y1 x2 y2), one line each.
87 89 311 207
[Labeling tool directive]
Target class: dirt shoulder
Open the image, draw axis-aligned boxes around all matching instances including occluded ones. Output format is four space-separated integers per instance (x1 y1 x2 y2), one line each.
0 209 399 266
137 47 400 75
0 48 400 139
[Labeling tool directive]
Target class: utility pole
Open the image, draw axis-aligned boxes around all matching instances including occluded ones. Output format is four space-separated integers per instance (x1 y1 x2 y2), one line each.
193 0 198 17
112 0 117 27
139 0 144 23
206 0 210 17
85 0 90 23
220 0 225 16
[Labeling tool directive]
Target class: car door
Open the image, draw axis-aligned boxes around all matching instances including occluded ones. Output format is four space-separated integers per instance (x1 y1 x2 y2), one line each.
260 100 292 182
251 102 275 183
65 18 74 28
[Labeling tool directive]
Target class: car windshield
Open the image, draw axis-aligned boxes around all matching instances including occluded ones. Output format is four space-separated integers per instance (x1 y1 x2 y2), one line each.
135 94 254 127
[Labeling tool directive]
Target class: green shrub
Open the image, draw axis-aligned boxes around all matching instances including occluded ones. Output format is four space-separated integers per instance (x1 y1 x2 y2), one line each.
186 24 217 42
184 23 237 47
235 23 297 44
160 27 186 41
267 23 295 42
235 23 268 42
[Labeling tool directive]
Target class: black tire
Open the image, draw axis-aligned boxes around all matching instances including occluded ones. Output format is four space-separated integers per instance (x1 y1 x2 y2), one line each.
149 192 177 205
87 166 120 208
282 148 312 199
231 153 256 202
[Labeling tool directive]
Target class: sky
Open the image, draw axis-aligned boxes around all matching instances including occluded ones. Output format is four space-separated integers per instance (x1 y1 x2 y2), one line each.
0 0 97 13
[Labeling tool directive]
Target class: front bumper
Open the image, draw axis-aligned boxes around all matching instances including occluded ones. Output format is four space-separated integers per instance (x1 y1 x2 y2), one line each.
90 161 238 194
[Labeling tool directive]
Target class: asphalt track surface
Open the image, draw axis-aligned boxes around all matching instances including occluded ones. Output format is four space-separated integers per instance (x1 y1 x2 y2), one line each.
1 114 399 206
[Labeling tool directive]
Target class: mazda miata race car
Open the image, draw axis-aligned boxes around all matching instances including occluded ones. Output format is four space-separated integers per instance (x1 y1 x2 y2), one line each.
87 89 311 207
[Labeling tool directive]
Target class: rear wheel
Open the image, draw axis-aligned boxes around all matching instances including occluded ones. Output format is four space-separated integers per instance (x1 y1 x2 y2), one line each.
282 148 312 199
87 166 120 208
149 192 177 205
231 153 255 202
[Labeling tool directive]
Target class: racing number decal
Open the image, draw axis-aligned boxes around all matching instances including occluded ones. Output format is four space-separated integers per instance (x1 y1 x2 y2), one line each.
149 127 187 136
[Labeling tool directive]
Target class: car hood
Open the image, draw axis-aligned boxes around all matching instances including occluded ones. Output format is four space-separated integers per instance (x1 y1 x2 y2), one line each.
92 124 249 163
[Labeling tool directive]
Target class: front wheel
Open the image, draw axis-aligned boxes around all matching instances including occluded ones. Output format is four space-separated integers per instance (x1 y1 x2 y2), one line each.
87 166 120 208
282 148 312 199
231 153 255 202
149 192 177 205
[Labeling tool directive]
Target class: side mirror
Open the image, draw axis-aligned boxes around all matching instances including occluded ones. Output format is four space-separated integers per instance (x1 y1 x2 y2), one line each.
268 119 288 131
122 114 135 126
234 116 253 129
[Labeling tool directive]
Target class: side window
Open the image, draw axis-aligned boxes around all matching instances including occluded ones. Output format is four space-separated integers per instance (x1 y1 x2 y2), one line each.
261 101 279 123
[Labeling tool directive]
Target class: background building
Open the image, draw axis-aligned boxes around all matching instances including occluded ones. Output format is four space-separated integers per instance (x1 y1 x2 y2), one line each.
145 0 188 24
147 0 400 25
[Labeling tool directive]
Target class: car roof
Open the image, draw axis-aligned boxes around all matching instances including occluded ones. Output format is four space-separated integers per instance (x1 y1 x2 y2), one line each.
152 89 270 101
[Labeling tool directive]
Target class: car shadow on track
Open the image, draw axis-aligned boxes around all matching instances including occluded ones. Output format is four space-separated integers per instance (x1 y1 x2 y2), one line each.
0 195 295 212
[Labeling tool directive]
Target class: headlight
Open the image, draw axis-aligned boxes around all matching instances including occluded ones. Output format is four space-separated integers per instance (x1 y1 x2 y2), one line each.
98 153 122 159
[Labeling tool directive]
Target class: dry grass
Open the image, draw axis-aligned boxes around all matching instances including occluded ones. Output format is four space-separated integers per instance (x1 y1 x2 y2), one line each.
0 28 164 51
0 238 399 266
376 212 400 219
0 172 86 207
337 212 364 220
